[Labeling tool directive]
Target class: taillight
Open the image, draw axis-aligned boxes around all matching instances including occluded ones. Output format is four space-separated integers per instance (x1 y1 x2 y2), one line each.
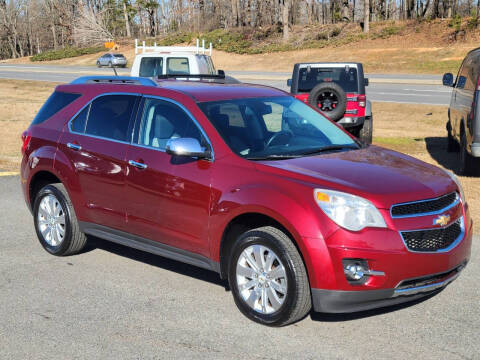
358 95 366 108
21 130 31 155
477 75 480 90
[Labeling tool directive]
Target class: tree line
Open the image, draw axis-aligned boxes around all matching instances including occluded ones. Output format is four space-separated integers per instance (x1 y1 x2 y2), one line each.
1 0 479 59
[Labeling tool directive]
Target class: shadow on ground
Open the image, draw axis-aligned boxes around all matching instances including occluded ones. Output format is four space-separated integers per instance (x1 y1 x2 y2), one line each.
86 236 228 288
425 137 458 173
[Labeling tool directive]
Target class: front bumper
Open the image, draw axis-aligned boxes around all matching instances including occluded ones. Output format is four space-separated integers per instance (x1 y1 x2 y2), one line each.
311 261 467 313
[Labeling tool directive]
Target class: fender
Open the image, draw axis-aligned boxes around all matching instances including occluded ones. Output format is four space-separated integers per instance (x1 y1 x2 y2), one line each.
365 100 372 118
52 147 90 222
25 145 59 205
208 182 338 288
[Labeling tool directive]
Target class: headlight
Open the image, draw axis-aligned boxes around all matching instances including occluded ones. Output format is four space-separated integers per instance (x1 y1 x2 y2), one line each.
443 170 466 203
314 189 386 232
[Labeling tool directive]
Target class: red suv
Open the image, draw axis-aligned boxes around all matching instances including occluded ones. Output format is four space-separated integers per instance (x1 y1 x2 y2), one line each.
21 76 471 326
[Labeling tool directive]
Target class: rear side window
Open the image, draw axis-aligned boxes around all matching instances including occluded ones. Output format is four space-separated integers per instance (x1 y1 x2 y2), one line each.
140 57 163 77
32 91 81 125
167 57 190 74
84 95 138 142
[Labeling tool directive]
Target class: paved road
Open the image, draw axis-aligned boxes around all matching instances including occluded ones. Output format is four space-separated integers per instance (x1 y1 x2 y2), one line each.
0 64 451 105
0 174 478 359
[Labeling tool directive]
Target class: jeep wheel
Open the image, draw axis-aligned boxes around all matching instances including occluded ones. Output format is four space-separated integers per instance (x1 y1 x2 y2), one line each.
308 82 347 121
228 226 311 326
33 184 87 256
358 116 373 144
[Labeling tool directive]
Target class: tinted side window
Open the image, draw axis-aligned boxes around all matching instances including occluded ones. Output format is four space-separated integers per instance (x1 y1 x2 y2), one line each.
71 105 90 133
138 98 203 150
32 91 81 125
140 57 163 77
85 95 138 142
167 57 190 74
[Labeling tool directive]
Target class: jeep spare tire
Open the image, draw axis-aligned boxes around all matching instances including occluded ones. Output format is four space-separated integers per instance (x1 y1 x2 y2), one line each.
308 82 347 121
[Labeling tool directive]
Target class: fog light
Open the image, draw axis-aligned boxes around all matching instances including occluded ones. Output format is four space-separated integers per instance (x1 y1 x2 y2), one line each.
342 259 369 282
344 117 353 123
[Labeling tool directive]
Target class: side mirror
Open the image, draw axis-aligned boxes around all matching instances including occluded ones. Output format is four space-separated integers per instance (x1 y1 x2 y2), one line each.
364 78 369 86
165 138 211 160
287 78 292 87
217 69 225 77
443 73 454 87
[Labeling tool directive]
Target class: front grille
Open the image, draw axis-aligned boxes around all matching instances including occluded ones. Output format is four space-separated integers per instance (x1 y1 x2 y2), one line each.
401 218 462 252
391 192 458 217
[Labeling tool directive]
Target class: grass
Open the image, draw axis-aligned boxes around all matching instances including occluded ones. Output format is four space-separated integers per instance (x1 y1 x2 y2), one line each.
30 46 104 62
0 80 59 171
0 79 479 231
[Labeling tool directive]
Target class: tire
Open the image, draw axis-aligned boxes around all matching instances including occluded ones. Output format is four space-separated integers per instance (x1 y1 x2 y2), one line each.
447 122 459 152
228 226 311 326
33 183 87 256
108 61 112 67
308 82 347 121
458 131 478 176
358 116 373 144
96 61 101 68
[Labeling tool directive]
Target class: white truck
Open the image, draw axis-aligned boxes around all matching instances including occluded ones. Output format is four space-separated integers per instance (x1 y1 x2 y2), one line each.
130 39 218 78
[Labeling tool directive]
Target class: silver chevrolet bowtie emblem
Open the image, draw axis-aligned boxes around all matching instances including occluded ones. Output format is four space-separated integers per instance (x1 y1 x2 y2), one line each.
433 214 450 227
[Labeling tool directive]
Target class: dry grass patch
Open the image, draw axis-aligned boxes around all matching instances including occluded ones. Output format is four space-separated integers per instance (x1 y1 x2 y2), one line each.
0 80 58 171
372 101 480 231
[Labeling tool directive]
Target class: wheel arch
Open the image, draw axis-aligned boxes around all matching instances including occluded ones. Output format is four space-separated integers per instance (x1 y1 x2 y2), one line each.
28 170 62 209
218 211 308 281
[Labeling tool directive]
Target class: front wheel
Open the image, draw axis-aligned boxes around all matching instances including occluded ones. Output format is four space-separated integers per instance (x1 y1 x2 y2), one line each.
228 226 311 326
33 184 87 256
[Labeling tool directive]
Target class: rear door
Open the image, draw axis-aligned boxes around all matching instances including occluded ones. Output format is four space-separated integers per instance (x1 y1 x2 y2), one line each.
59 93 140 231
124 96 213 256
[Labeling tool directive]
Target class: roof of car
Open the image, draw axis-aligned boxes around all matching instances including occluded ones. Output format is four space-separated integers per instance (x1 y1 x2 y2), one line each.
156 80 288 102
60 78 289 103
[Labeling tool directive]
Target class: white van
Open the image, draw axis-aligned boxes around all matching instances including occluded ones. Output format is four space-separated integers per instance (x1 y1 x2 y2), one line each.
130 39 217 78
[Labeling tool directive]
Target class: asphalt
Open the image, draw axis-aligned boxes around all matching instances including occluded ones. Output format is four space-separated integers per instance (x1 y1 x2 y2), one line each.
0 64 451 105
0 174 478 359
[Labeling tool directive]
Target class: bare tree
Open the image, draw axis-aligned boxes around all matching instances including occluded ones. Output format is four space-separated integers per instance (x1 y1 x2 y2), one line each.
364 0 369 32
73 5 113 46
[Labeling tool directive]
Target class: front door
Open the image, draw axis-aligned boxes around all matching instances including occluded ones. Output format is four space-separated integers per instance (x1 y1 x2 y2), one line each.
125 97 213 257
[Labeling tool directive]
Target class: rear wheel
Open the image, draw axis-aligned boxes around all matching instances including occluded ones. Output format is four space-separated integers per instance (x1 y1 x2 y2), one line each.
33 184 87 256
358 116 373 144
228 226 311 326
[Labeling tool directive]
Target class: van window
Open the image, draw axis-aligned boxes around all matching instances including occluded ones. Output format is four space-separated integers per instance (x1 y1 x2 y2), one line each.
85 95 138 142
138 98 203 150
167 57 190 74
32 91 81 125
140 57 163 77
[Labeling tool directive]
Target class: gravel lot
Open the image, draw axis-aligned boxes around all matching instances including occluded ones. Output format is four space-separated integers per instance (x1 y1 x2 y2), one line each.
0 175 478 360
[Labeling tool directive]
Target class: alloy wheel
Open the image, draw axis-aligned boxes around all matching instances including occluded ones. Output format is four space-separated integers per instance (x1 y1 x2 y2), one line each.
37 194 66 247
236 244 288 314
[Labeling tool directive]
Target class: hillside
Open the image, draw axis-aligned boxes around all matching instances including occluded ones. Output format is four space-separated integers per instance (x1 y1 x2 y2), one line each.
3 19 480 74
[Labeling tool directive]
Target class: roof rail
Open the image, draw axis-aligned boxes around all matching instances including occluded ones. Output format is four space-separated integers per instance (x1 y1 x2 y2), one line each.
158 73 225 81
135 38 213 56
70 76 157 87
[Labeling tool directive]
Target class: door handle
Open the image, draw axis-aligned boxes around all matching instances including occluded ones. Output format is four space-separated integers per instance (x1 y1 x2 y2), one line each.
67 142 82 151
128 160 148 170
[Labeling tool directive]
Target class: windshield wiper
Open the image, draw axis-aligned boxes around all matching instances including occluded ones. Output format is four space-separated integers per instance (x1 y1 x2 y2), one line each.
245 154 303 161
295 144 359 156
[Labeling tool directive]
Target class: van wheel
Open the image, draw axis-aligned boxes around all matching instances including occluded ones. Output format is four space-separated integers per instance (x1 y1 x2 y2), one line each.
447 124 459 152
458 132 477 176
228 226 311 326
33 184 87 256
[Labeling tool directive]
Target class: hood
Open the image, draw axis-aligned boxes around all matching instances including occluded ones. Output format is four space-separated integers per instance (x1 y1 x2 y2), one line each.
256 146 456 209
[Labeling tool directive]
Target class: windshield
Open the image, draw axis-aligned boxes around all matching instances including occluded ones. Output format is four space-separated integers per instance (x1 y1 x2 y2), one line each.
298 67 358 93
198 96 358 160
